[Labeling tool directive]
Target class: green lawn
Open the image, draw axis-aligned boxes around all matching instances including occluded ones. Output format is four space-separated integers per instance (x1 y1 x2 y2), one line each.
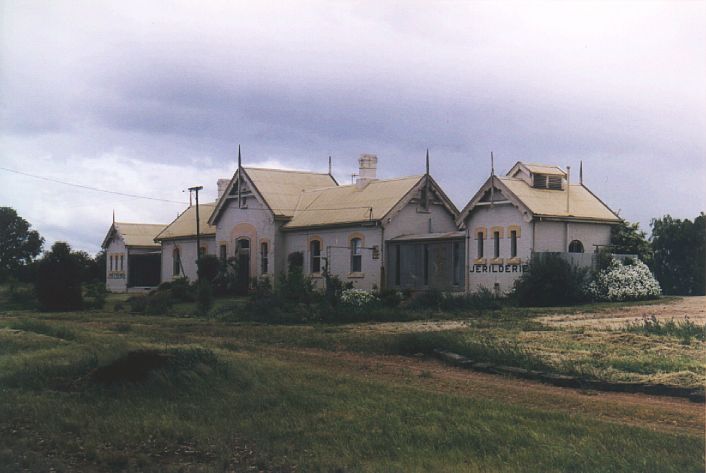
0 293 703 472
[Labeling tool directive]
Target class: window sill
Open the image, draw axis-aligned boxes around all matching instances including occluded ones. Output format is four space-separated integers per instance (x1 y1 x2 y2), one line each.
490 258 504 264
506 257 521 265
310 272 323 279
473 258 487 264
348 272 365 279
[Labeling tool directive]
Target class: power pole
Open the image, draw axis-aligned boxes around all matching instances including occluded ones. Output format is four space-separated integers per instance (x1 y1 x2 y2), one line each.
189 185 204 281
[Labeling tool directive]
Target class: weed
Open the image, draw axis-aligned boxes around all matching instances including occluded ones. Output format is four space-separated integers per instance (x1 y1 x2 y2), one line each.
626 315 705 342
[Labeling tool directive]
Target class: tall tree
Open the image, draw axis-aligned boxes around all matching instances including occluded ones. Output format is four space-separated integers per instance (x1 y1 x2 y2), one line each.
651 213 705 295
35 242 84 311
610 220 653 267
0 207 44 281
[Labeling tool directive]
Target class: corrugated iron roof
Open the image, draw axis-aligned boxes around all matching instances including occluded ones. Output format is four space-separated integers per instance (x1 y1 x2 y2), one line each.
522 163 567 176
284 176 423 229
103 222 165 248
390 231 466 242
245 167 338 218
499 177 620 221
155 203 217 241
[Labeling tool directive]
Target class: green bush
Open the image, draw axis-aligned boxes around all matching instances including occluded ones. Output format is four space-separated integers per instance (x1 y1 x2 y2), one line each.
146 292 173 315
196 281 214 316
168 277 196 302
197 255 220 282
376 288 403 308
35 242 83 311
85 282 108 309
127 295 149 313
514 253 589 307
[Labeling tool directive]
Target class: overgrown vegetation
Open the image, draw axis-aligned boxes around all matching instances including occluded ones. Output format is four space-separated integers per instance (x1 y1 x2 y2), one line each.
0 296 702 472
626 315 705 343
651 213 705 295
35 242 84 311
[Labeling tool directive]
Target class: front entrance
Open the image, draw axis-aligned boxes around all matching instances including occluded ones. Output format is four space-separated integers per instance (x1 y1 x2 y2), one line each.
235 238 251 294
127 252 161 287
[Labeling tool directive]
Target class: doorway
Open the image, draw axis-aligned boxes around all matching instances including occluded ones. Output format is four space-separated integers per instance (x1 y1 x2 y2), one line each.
236 238 251 294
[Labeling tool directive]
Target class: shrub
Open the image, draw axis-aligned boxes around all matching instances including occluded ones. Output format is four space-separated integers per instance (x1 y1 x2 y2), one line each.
340 289 379 308
127 295 149 313
585 259 661 301
197 255 220 282
35 242 84 311
196 281 214 316
168 277 196 302
324 274 353 307
376 288 403 308
146 291 173 315
85 282 108 309
514 253 589 307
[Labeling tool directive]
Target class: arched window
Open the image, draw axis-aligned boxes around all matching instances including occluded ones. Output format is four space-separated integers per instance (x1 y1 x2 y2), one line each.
569 240 584 253
120 255 124 271
172 248 181 276
109 255 113 272
477 232 484 258
261 241 269 274
493 231 500 258
310 240 321 273
350 238 362 273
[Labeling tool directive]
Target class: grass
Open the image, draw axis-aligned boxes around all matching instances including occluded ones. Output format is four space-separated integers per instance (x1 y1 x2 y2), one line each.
626 315 705 342
0 290 703 471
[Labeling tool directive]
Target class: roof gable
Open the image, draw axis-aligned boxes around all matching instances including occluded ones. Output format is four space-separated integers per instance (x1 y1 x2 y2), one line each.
209 167 337 224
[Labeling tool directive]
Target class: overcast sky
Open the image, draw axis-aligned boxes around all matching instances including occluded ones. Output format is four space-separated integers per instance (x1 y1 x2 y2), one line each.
1 1 704 254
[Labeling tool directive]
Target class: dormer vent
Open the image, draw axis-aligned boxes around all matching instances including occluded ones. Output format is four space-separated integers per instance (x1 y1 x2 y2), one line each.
533 173 563 190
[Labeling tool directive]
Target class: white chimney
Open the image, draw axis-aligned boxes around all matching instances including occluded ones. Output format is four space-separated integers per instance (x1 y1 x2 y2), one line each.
217 178 230 199
356 154 378 189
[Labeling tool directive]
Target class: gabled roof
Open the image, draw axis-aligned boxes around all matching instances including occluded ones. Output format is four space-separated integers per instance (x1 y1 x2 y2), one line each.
102 222 165 249
210 167 337 223
456 172 621 226
284 174 459 229
155 203 216 241
499 177 620 222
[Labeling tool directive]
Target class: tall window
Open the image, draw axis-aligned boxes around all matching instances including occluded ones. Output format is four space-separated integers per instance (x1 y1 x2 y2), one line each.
120 255 124 271
394 245 401 286
173 248 180 276
569 240 584 253
310 240 321 273
110 255 113 271
219 244 227 261
350 238 362 273
261 242 269 273
510 230 517 258
199 246 206 257
477 232 484 258
493 231 500 258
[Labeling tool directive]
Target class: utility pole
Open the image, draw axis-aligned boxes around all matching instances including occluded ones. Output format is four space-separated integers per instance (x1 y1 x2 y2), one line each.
189 185 204 280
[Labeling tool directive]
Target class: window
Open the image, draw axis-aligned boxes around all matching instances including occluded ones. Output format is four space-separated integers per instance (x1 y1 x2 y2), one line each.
394 244 401 286
493 231 500 258
173 248 180 276
510 230 517 258
109 255 113 271
569 240 584 253
199 246 206 257
310 240 321 273
219 244 227 261
350 238 362 273
120 255 124 271
261 242 269 274
477 232 484 258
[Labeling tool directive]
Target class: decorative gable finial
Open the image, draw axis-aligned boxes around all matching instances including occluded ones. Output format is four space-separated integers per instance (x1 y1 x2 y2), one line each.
112 209 115 224
425 148 430 175
328 155 332 176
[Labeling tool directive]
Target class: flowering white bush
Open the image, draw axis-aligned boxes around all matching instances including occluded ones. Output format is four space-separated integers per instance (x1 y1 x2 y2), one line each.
585 259 661 302
340 288 379 307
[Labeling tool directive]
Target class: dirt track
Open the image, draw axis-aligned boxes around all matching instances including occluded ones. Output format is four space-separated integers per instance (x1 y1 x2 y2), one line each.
539 296 706 329
266 346 705 436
